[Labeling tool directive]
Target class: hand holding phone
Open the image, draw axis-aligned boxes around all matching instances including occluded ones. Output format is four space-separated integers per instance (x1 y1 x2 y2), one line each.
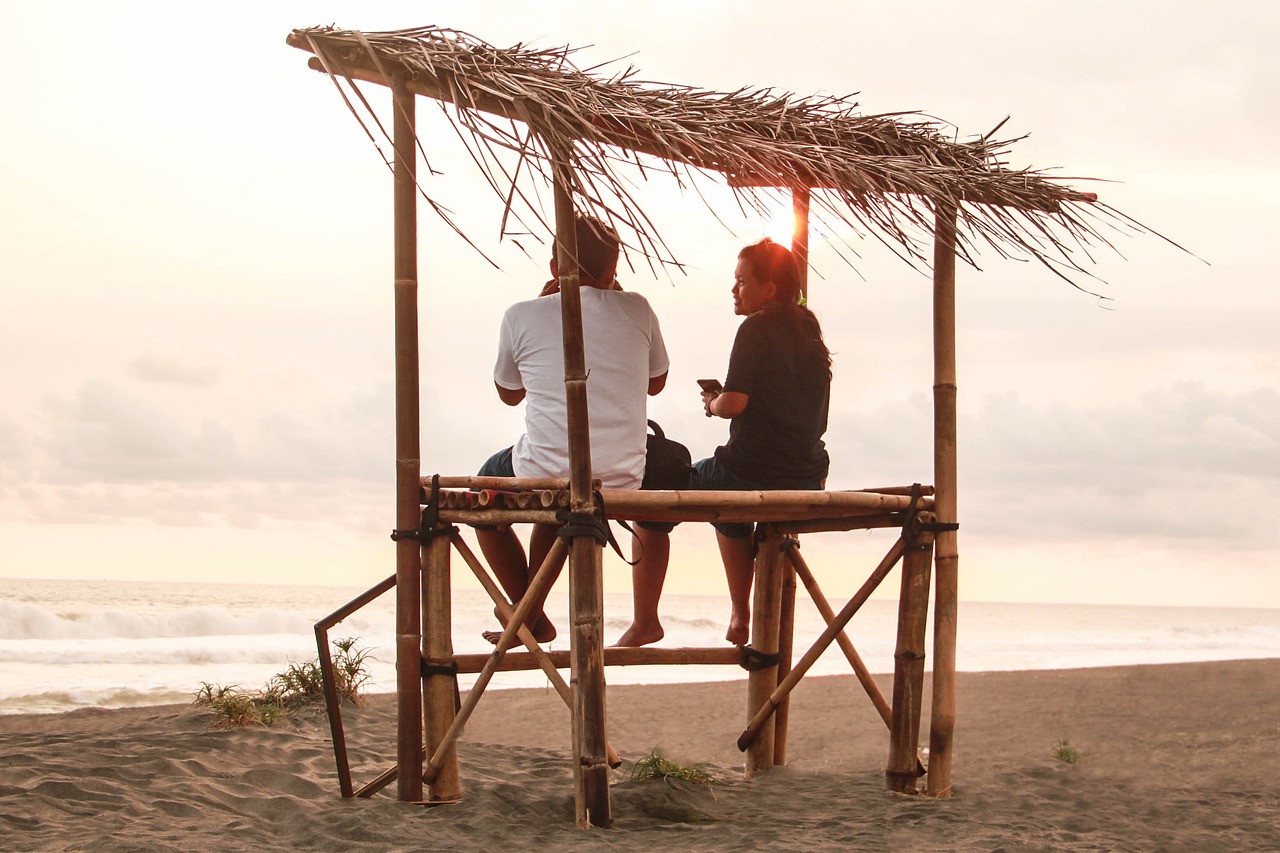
697 379 722 417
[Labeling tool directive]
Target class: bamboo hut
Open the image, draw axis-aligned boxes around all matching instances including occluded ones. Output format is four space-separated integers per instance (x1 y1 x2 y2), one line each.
287 25 1156 827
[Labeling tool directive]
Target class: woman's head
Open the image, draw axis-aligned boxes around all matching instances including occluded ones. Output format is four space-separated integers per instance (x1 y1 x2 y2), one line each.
733 238 801 315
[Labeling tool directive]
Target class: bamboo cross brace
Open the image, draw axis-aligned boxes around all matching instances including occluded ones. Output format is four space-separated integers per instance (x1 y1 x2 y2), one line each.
423 536 569 785
786 546 893 726
788 546 927 777
449 531 621 768
737 535 907 751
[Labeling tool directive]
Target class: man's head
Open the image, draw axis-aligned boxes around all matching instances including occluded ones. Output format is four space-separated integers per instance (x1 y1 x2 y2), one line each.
550 215 621 287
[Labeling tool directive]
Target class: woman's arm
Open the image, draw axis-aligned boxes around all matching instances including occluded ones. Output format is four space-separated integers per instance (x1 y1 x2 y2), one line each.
707 390 748 418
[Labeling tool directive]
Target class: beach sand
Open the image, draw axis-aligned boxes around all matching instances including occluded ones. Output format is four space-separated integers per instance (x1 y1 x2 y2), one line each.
2 659 1277 851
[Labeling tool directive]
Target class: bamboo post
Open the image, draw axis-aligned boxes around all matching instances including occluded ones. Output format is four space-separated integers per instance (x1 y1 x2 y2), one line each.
771 186 809 766
745 524 786 777
927 201 960 798
390 82 423 805
773 556 796 766
792 186 810 300
886 530 935 793
550 148 611 828
422 531 460 802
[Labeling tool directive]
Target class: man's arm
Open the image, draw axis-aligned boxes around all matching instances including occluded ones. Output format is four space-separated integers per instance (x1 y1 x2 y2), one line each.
647 371 668 396
496 382 526 406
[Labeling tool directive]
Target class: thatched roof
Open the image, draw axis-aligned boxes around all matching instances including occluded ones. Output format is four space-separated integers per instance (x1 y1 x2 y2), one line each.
287 25 1157 283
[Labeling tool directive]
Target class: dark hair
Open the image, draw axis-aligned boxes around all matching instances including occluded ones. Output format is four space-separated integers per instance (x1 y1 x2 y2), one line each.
738 238 802 308
561 215 620 283
738 238 832 376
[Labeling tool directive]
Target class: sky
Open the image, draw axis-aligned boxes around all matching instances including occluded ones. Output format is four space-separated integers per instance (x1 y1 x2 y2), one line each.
2 1 1278 609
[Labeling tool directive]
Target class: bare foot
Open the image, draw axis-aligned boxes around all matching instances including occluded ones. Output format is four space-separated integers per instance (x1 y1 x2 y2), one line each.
484 610 556 645
725 615 750 646
614 622 664 647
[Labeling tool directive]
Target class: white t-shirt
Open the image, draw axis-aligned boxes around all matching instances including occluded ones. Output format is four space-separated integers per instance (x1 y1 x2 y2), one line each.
494 287 669 489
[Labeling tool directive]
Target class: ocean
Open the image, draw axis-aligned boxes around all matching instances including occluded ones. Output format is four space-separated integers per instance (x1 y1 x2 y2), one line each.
3 577 1279 716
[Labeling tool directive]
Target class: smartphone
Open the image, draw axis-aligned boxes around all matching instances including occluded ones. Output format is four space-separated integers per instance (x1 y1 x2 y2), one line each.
697 378 723 393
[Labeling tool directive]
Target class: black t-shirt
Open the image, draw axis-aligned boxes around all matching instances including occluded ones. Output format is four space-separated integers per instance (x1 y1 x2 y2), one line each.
715 306 830 488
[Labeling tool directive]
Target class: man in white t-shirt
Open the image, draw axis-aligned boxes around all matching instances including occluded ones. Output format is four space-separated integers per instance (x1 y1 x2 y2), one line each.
476 215 670 644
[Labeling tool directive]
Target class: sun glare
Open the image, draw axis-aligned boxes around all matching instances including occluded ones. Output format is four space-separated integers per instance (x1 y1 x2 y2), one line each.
761 203 800 245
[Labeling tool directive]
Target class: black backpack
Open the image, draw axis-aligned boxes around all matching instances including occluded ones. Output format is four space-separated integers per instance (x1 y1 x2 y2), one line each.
641 419 693 490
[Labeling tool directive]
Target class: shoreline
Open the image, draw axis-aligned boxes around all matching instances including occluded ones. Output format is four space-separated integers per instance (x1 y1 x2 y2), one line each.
3 659 1278 851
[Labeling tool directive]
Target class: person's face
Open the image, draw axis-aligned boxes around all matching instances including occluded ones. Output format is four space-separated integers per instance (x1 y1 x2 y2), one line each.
732 258 776 316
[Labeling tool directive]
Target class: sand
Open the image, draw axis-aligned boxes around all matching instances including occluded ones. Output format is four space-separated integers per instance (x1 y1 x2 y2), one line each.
2 659 1278 852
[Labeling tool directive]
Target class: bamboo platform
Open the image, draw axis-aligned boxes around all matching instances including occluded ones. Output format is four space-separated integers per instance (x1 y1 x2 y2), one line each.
316 478 943 806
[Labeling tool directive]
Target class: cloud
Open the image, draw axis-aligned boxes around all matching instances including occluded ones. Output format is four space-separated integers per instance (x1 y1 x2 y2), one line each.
127 353 219 387
830 381 1280 550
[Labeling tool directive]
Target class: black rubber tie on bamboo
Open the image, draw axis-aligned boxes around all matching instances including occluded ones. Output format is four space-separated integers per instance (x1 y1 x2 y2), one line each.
421 657 462 714
736 645 780 671
391 476 444 541
555 494 637 565
421 657 459 677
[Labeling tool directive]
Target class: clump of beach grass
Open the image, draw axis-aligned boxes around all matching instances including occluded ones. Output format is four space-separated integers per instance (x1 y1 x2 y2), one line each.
1052 738 1082 764
194 638 373 729
629 748 714 787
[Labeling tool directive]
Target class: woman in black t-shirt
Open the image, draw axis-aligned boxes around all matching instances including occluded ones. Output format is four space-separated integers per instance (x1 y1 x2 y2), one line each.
697 238 832 645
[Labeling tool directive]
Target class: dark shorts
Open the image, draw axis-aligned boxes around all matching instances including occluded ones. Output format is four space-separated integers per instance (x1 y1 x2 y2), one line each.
471 447 516 530
477 446 516 479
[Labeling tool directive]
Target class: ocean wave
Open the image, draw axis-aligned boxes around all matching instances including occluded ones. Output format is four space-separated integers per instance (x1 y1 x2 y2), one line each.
0 686 198 716
0 599 384 641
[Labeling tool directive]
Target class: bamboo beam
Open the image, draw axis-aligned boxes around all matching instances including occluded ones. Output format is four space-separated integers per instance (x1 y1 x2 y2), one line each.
599 488 919 512
886 531 935 794
745 525 786 777
449 645 743 673
927 201 960 798
429 476 574 490
390 82 423 805
774 515 911 535
422 532 460 802
738 535 906 753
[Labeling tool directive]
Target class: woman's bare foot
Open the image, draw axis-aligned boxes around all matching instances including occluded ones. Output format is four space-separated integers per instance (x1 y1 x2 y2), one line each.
725 613 750 646
483 608 557 645
614 621 664 648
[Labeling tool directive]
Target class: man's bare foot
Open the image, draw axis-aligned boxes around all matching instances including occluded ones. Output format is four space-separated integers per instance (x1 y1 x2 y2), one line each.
613 622 664 647
483 609 556 645
725 615 750 646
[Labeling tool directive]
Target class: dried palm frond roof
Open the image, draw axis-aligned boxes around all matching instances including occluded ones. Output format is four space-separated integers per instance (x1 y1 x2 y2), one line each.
287 25 1166 284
